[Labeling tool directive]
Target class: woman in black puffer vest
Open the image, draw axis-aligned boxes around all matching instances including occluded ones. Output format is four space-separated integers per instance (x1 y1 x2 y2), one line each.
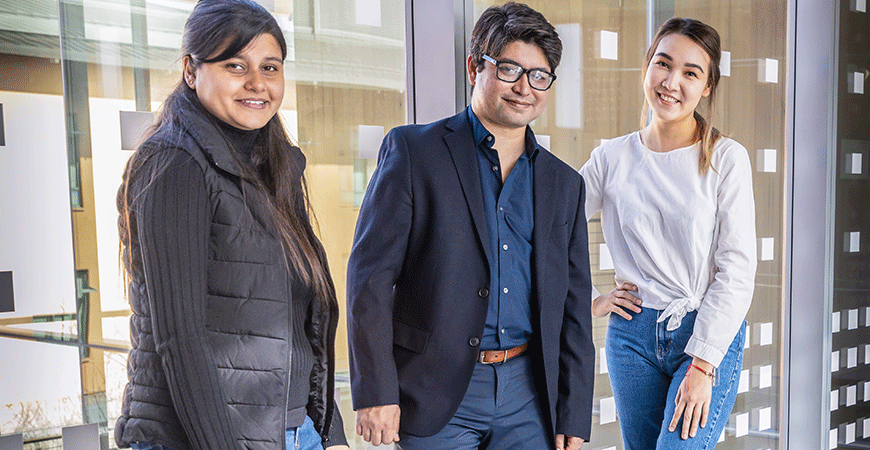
115 1 348 449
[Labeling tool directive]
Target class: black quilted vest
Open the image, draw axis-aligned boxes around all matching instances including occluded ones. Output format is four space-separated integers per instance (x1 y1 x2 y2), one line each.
115 109 338 450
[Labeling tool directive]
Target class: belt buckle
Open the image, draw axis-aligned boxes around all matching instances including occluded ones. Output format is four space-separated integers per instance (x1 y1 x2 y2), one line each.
478 349 506 364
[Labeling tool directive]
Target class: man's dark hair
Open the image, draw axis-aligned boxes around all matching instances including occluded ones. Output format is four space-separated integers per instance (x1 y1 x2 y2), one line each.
469 2 562 72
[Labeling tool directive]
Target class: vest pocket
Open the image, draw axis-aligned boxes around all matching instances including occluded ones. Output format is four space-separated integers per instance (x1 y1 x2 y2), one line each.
392 320 430 354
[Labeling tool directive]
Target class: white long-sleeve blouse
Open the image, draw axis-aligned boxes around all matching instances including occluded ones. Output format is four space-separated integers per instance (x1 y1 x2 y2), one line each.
579 131 757 367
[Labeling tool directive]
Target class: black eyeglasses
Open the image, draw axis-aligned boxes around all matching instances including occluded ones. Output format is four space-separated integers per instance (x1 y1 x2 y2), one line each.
482 54 557 91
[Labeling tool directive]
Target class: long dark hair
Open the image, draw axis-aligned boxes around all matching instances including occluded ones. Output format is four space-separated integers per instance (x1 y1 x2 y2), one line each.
641 17 722 174
118 0 335 304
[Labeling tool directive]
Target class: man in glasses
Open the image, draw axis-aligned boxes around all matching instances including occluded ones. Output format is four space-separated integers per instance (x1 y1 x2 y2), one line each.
347 3 593 449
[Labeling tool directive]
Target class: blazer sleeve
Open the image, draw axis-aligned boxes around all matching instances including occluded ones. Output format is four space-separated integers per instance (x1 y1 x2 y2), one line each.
556 175 596 441
346 127 414 410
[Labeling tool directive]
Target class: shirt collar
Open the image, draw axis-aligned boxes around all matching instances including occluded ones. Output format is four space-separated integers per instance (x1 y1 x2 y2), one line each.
466 106 542 158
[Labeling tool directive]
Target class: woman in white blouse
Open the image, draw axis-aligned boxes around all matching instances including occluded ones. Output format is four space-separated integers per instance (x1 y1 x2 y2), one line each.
579 18 756 450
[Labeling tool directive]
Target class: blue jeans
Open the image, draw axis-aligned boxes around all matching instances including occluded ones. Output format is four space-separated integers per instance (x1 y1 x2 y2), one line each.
131 416 323 450
397 353 549 450
606 308 744 450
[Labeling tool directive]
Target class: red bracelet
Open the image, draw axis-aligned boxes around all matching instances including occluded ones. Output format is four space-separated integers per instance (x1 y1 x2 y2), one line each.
688 364 715 378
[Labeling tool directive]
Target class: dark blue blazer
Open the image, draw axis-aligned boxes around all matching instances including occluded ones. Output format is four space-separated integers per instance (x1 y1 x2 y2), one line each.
347 110 595 441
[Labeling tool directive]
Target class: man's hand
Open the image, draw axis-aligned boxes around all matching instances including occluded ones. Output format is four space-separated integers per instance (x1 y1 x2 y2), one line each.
356 404 401 446
555 434 585 450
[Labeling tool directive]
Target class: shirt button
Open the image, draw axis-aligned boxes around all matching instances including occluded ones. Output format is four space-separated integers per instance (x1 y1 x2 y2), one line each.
503 287 509 294
478 288 489 298
499 206 504 211
492 165 499 172
500 328 505 334
487 136 493 142
502 244 508 251
469 337 480 347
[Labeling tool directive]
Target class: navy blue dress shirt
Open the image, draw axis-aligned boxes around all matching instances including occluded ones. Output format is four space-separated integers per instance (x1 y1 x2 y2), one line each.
467 106 539 351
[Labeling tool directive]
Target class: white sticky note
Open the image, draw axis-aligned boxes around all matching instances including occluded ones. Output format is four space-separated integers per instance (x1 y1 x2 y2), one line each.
865 381 870 402
846 231 860 253
736 413 749 437
738 369 749 393
599 396 616 424
851 0 867 12
865 344 870 364
849 309 859 329
597 138 610 147
864 417 870 438
536 135 551 151
846 422 856 444
833 311 842 333
554 23 583 130
599 30 618 60
599 243 614 270
848 153 863 175
358 125 384 159
867 307 870 327
760 365 772 389
848 71 865 94
744 326 751 349
832 350 840 372
758 407 771 431
758 58 779 83
847 385 857 406
848 347 858 368
355 0 381 27
830 428 838 449
720 51 731 77
718 428 725 442
599 347 608 374
759 237 775 261
831 390 839 411
757 149 777 172
760 322 773 346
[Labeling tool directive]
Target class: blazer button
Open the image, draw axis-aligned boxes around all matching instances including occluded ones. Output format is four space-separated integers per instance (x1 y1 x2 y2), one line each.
478 288 489 298
469 337 480 347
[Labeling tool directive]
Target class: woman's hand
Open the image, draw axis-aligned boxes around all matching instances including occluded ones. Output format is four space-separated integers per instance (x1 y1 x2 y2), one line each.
591 282 642 319
325 446 350 450
670 357 715 439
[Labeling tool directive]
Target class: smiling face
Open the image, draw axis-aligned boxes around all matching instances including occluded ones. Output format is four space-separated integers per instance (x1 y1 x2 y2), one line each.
184 33 285 131
643 33 712 128
468 40 550 133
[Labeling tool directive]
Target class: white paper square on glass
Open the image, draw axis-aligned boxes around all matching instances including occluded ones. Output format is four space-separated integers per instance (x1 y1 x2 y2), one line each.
845 231 861 253
864 381 870 402
599 30 618 60
738 369 749 393
848 71 865 94
866 307 870 327
720 51 731 77
744 326 751 349
358 125 384 159
718 428 725 442
846 422 856 444
759 237 774 261
864 417 870 438
848 347 858 368
554 23 582 130
599 243 614 270
758 58 779 83
759 365 772 389
757 149 777 172
847 385 857 406
599 347 608 374
832 350 840 372
865 344 870 365
830 428 838 449
758 407 771 431
847 153 863 175
851 0 867 12
599 397 616 424
831 390 839 411
849 309 860 329
355 0 382 27
833 311 842 333
536 135 551 151
597 138 610 147
760 322 773 346
735 413 749 437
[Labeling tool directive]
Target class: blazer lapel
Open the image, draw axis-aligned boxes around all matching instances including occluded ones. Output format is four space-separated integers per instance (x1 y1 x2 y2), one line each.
443 112 492 268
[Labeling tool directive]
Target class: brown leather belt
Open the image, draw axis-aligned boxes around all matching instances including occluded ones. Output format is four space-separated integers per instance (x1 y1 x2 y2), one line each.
478 342 528 364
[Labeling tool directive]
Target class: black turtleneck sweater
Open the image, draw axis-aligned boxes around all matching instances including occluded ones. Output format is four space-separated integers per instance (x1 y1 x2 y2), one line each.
135 118 344 445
